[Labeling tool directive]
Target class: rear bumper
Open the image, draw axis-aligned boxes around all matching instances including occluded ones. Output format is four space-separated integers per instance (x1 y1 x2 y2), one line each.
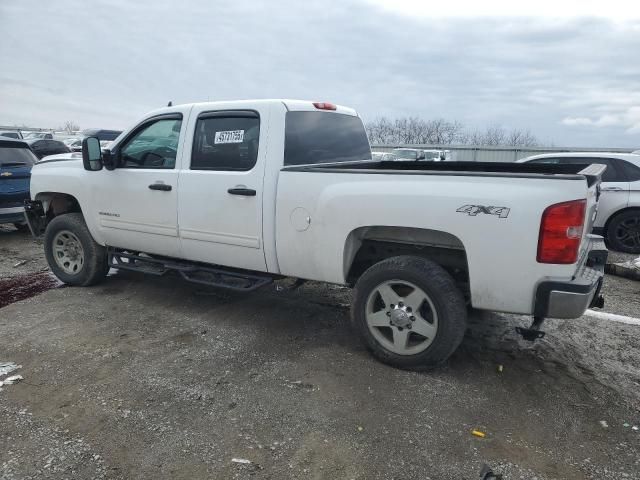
534 235 607 319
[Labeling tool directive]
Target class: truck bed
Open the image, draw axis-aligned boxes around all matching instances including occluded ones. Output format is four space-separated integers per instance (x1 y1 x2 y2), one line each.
282 161 606 186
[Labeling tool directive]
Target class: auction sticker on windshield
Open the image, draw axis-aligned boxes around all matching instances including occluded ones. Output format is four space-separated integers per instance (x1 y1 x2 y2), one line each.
214 130 244 144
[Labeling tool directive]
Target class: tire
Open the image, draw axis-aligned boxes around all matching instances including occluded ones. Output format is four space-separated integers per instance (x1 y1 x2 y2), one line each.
13 222 30 233
351 255 467 370
605 210 640 254
44 213 109 286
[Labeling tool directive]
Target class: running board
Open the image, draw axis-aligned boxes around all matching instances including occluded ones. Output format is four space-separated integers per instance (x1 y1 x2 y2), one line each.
107 249 273 292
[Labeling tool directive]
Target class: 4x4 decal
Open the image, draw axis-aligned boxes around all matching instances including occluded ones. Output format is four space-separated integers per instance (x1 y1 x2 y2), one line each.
456 205 510 218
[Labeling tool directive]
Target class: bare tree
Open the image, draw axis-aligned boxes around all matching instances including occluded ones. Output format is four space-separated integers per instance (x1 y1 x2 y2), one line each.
365 117 464 145
366 117 539 147
58 120 80 134
505 128 538 147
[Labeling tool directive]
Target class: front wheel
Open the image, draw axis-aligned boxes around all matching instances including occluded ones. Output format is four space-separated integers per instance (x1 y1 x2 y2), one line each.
44 213 109 286
351 255 467 370
606 210 640 254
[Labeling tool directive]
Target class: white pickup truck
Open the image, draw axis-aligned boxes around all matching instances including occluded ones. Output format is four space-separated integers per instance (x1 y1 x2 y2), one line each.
25 99 607 369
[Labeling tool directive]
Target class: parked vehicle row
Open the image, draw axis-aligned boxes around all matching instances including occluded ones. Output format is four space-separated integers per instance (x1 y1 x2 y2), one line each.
24 99 607 369
371 148 450 162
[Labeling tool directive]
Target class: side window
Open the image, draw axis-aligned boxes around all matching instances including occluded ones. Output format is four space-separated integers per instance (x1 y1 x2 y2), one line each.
619 159 640 182
191 113 259 171
529 157 560 164
119 118 182 169
565 158 626 183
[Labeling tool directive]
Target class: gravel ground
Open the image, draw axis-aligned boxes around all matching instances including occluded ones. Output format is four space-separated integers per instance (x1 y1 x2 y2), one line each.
1 225 640 480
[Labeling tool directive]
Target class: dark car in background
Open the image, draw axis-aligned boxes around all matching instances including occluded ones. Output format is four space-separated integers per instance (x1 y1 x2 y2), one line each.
80 128 122 141
0 138 37 230
24 138 70 159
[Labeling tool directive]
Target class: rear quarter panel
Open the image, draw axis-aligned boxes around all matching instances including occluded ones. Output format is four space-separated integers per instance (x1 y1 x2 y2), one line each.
275 171 593 315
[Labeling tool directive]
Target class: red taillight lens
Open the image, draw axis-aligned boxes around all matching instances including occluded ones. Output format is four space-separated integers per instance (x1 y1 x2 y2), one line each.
537 199 586 264
312 102 337 111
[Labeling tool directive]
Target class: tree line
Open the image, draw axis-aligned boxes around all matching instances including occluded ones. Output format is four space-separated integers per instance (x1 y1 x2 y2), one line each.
365 117 539 147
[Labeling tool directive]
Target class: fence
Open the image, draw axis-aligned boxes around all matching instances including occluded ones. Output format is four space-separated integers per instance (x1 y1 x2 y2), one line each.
371 144 637 162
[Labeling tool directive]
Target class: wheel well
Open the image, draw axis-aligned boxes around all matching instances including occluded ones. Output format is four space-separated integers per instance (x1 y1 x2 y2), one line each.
344 226 469 295
603 206 640 234
35 192 82 221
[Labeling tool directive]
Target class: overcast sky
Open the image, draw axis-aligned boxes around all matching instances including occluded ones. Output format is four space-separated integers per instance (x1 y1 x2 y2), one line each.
1 0 639 147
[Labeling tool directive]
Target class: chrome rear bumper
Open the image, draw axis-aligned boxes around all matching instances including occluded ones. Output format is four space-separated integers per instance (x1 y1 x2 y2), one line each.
534 235 607 319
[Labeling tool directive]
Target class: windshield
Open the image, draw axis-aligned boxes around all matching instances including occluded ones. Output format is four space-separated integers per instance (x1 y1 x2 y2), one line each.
284 112 371 166
0 132 20 139
392 149 419 159
0 145 36 166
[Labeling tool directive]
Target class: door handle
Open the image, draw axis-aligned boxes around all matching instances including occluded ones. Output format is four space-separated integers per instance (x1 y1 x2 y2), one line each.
600 186 624 191
148 183 172 191
227 187 256 196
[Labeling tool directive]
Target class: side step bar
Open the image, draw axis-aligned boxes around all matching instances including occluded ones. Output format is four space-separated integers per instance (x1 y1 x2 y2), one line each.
108 249 274 292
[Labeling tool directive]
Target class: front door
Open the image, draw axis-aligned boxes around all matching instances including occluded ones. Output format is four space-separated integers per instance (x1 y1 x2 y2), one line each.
90 114 184 257
177 107 268 271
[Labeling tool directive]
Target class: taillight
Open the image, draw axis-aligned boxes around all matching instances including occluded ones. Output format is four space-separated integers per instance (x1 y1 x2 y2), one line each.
312 102 337 111
537 199 586 264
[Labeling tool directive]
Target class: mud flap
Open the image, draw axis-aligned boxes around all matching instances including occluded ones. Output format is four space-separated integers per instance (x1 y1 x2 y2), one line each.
23 200 46 237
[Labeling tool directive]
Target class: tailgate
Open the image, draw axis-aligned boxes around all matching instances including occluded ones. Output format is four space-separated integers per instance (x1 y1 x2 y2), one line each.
579 163 607 261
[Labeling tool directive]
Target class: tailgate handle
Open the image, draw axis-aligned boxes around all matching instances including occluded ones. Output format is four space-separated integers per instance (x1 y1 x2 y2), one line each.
228 187 256 196
148 183 172 191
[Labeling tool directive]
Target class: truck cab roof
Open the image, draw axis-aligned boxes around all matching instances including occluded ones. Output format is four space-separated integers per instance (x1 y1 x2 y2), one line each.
142 99 358 119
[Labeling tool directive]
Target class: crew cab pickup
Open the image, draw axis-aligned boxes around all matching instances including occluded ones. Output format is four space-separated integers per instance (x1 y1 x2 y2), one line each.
25 99 607 369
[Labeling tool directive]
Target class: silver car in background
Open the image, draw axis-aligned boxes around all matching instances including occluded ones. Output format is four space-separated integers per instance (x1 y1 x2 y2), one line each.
520 152 640 253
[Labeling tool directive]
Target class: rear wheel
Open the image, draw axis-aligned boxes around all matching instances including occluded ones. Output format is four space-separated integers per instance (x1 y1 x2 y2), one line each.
606 210 640 253
44 213 109 286
351 255 467 370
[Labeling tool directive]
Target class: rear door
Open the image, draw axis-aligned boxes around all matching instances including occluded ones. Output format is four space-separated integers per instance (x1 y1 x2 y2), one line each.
89 113 187 257
177 105 269 271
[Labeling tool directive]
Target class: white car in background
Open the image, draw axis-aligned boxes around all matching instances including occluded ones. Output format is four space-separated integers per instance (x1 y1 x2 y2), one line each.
371 151 396 161
423 149 449 161
520 152 640 253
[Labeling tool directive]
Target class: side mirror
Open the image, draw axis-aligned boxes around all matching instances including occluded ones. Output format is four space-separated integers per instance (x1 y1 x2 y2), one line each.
82 137 103 171
417 153 426 160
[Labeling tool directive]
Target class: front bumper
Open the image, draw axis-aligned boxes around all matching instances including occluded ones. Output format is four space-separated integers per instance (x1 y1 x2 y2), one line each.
0 206 26 224
534 235 607 319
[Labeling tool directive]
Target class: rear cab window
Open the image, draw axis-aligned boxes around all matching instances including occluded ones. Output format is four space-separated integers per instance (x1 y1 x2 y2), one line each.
284 111 371 166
